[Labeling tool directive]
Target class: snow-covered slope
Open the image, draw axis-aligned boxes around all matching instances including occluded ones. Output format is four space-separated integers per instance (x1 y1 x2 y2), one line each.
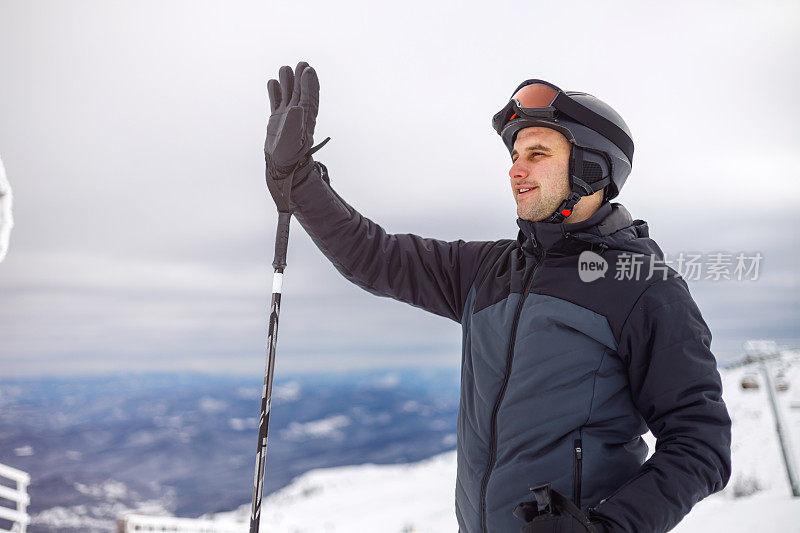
219 452 459 531
215 351 800 532
671 350 800 532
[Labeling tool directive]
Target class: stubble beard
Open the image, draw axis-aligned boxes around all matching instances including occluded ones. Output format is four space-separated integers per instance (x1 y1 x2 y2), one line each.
517 179 571 222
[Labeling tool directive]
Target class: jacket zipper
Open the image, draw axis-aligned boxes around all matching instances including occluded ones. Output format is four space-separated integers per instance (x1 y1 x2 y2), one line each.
480 249 546 533
573 438 583 508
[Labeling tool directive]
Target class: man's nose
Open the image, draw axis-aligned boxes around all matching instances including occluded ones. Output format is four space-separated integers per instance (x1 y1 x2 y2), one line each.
509 161 527 180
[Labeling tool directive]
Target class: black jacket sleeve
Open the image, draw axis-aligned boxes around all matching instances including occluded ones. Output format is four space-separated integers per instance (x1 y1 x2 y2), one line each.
288 163 499 323
588 277 732 532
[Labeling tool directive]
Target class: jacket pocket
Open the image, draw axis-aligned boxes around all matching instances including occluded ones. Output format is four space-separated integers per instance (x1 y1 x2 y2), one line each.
573 438 583 508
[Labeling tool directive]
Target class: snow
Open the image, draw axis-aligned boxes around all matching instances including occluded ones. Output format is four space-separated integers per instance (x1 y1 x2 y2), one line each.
228 417 257 431
671 492 799 533
212 350 800 532
217 452 460 531
13 445 33 457
121 513 243 532
236 386 261 400
440 433 457 447
198 396 229 413
281 415 352 441
35 498 176 531
275 381 302 401
35 505 125 530
74 480 128 499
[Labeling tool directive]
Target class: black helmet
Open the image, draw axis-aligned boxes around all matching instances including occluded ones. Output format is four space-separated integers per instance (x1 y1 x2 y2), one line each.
493 80 634 222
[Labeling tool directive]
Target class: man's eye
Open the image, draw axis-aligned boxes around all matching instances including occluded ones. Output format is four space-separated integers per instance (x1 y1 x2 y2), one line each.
512 153 544 163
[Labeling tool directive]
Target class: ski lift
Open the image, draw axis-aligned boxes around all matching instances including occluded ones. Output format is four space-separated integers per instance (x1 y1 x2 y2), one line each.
773 367 790 392
740 373 760 390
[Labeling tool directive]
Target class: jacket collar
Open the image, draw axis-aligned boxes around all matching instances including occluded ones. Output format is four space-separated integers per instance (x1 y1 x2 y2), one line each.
516 202 634 254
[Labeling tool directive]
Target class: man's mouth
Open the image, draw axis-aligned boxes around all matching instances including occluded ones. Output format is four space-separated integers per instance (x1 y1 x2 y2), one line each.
517 187 538 199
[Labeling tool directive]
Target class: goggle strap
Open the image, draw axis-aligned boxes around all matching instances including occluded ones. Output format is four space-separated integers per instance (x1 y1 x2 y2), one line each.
552 93 634 163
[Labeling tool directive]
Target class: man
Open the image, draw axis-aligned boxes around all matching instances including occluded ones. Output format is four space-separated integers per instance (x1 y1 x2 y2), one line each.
263 62 732 532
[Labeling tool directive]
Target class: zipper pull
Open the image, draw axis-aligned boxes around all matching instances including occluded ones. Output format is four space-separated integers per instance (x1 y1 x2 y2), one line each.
575 445 582 460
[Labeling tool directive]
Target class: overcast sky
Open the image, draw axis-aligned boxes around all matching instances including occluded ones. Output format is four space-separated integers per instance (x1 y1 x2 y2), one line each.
1 0 798 377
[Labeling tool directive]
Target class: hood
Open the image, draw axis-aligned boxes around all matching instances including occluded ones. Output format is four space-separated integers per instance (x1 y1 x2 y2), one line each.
516 202 664 259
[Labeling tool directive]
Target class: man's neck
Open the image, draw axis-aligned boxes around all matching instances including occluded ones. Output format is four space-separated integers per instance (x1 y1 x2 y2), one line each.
564 195 603 224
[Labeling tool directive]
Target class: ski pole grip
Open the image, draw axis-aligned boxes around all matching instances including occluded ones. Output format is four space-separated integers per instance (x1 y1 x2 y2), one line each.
272 211 291 271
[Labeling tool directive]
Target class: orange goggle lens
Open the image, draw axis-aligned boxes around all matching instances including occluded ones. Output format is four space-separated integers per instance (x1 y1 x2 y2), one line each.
511 83 559 108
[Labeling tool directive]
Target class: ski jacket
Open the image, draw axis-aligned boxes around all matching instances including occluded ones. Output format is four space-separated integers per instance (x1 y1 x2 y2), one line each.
288 163 732 532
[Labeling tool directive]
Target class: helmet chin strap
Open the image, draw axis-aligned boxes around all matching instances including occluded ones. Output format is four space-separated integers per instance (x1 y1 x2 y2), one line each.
541 145 609 224
542 191 582 224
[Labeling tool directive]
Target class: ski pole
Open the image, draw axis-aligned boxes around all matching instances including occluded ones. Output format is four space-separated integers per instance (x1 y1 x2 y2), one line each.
249 210 291 533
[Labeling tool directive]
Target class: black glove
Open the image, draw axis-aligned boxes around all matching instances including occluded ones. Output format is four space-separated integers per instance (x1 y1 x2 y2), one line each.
514 483 598 533
265 61 329 213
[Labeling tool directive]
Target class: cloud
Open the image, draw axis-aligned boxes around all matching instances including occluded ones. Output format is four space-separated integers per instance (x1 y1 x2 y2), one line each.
0 1 797 376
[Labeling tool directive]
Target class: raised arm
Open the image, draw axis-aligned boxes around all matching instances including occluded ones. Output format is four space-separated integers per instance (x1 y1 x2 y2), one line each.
263 61 501 322
289 162 500 322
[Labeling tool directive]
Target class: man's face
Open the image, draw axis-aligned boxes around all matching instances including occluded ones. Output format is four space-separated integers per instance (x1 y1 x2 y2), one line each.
509 127 572 222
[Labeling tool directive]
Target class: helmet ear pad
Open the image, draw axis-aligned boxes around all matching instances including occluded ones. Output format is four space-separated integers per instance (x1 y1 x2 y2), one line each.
568 145 612 197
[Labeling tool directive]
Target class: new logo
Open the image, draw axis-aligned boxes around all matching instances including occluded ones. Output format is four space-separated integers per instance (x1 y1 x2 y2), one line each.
578 251 608 282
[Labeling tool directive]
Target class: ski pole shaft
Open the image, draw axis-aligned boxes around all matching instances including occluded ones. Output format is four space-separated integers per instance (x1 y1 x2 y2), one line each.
249 211 292 533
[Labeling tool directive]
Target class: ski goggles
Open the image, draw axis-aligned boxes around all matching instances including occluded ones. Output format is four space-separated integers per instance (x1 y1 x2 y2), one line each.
492 79 634 162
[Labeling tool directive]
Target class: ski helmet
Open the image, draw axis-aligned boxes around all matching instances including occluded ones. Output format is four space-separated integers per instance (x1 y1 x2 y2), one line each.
492 79 634 223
